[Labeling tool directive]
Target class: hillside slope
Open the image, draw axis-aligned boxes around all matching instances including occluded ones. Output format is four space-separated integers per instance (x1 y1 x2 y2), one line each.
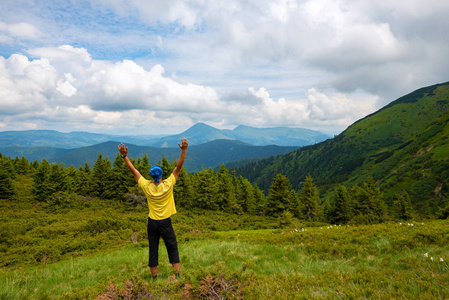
234 81 449 212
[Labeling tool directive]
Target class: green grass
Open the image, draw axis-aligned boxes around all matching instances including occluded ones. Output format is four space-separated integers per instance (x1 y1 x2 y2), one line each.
1 221 449 299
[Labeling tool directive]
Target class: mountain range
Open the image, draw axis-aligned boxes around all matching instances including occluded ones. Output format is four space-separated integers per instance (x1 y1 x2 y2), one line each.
0 124 330 171
0 124 330 149
234 81 449 213
144 123 330 147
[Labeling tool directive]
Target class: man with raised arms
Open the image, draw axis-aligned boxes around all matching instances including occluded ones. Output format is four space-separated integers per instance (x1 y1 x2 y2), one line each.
118 138 188 280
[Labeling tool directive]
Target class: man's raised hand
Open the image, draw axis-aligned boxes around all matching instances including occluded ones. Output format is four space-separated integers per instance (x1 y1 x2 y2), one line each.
118 143 128 156
178 138 189 150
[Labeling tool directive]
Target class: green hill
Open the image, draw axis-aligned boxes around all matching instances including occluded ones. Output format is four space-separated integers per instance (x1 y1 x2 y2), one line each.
234 81 449 212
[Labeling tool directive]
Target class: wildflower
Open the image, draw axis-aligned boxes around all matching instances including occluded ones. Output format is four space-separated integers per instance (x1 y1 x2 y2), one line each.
431 257 434 261
411 224 414 226
441 258 444 262
399 223 402 225
424 253 428 257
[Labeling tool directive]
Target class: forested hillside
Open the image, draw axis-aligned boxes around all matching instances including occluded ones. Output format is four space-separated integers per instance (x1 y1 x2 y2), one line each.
234 82 449 215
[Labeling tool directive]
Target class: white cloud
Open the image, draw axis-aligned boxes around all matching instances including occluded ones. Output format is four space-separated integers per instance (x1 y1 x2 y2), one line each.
1 0 448 134
0 45 373 134
0 22 42 40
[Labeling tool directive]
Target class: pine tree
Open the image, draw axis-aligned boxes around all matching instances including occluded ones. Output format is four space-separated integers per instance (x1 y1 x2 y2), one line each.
92 154 113 199
392 190 414 220
253 184 266 215
298 175 319 221
287 189 300 218
351 177 386 224
191 168 219 210
265 174 292 217
32 159 51 202
216 165 239 212
138 153 150 178
110 153 133 199
240 177 256 214
65 165 78 193
159 154 172 181
49 164 67 195
14 156 29 175
0 160 16 199
332 185 353 224
1 158 16 180
76 162 93 196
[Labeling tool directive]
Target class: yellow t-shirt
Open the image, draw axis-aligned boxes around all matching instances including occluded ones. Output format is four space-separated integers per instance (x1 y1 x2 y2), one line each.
138 174 177 220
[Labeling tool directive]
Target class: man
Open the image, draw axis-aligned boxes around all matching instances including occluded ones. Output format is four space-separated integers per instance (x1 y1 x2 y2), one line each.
118 138 188 280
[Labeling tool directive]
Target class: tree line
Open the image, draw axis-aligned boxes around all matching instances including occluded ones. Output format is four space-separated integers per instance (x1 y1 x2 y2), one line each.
1 152 447 224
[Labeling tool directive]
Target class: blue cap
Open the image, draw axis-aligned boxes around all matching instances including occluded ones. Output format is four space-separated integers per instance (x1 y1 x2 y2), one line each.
149 166 163 182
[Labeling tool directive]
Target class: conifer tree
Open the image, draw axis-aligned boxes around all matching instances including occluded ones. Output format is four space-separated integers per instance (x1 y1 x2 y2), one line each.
287 189 300 218
351 177 386 224
253 184 266 215
49 164 67 194
265 174 292 216
1 158 16 180
392 190 414 220
240 177 256 214
231 170 245 206
191 168 219 210
110 153 133 199
92 154 113 199
32 159 51 202
298 175 319 221
332 185 353 224
138 153 150 178
76 162 93 196
216 165 239 212
0 160 16 199
159 154 172 181
65 165 78 193
14 156 29 175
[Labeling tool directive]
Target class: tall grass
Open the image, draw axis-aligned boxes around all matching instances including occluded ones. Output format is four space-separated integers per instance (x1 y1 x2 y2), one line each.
1 221 448 299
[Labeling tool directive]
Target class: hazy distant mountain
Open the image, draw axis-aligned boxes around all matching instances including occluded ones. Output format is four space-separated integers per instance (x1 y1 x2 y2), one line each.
0 124 330 149
0 130 163 149
145 123 331 147
0 139 300 172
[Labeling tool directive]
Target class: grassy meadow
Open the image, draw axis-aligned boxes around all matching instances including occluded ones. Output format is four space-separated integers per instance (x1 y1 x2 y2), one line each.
1 175 449 299
1 214 448 299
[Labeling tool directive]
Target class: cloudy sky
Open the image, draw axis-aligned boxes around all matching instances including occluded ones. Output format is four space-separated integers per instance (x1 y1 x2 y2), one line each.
1 0 449 135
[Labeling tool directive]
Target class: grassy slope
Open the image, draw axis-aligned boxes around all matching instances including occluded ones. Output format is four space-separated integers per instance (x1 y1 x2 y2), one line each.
1 221 448 299
1 175 449 299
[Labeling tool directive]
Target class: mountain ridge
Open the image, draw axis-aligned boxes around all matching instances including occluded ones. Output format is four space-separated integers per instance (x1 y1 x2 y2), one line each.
0 124 330 149
0 139 300 172
233 81 449 213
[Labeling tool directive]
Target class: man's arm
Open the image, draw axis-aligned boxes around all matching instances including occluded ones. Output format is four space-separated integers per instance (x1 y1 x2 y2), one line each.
173 138 188 180
118 143 142 183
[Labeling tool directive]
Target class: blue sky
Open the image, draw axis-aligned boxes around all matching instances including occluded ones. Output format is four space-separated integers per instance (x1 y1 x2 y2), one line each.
1 0 449 135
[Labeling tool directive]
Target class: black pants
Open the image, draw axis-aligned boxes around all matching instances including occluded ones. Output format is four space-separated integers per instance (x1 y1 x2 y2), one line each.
147 217 179 267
